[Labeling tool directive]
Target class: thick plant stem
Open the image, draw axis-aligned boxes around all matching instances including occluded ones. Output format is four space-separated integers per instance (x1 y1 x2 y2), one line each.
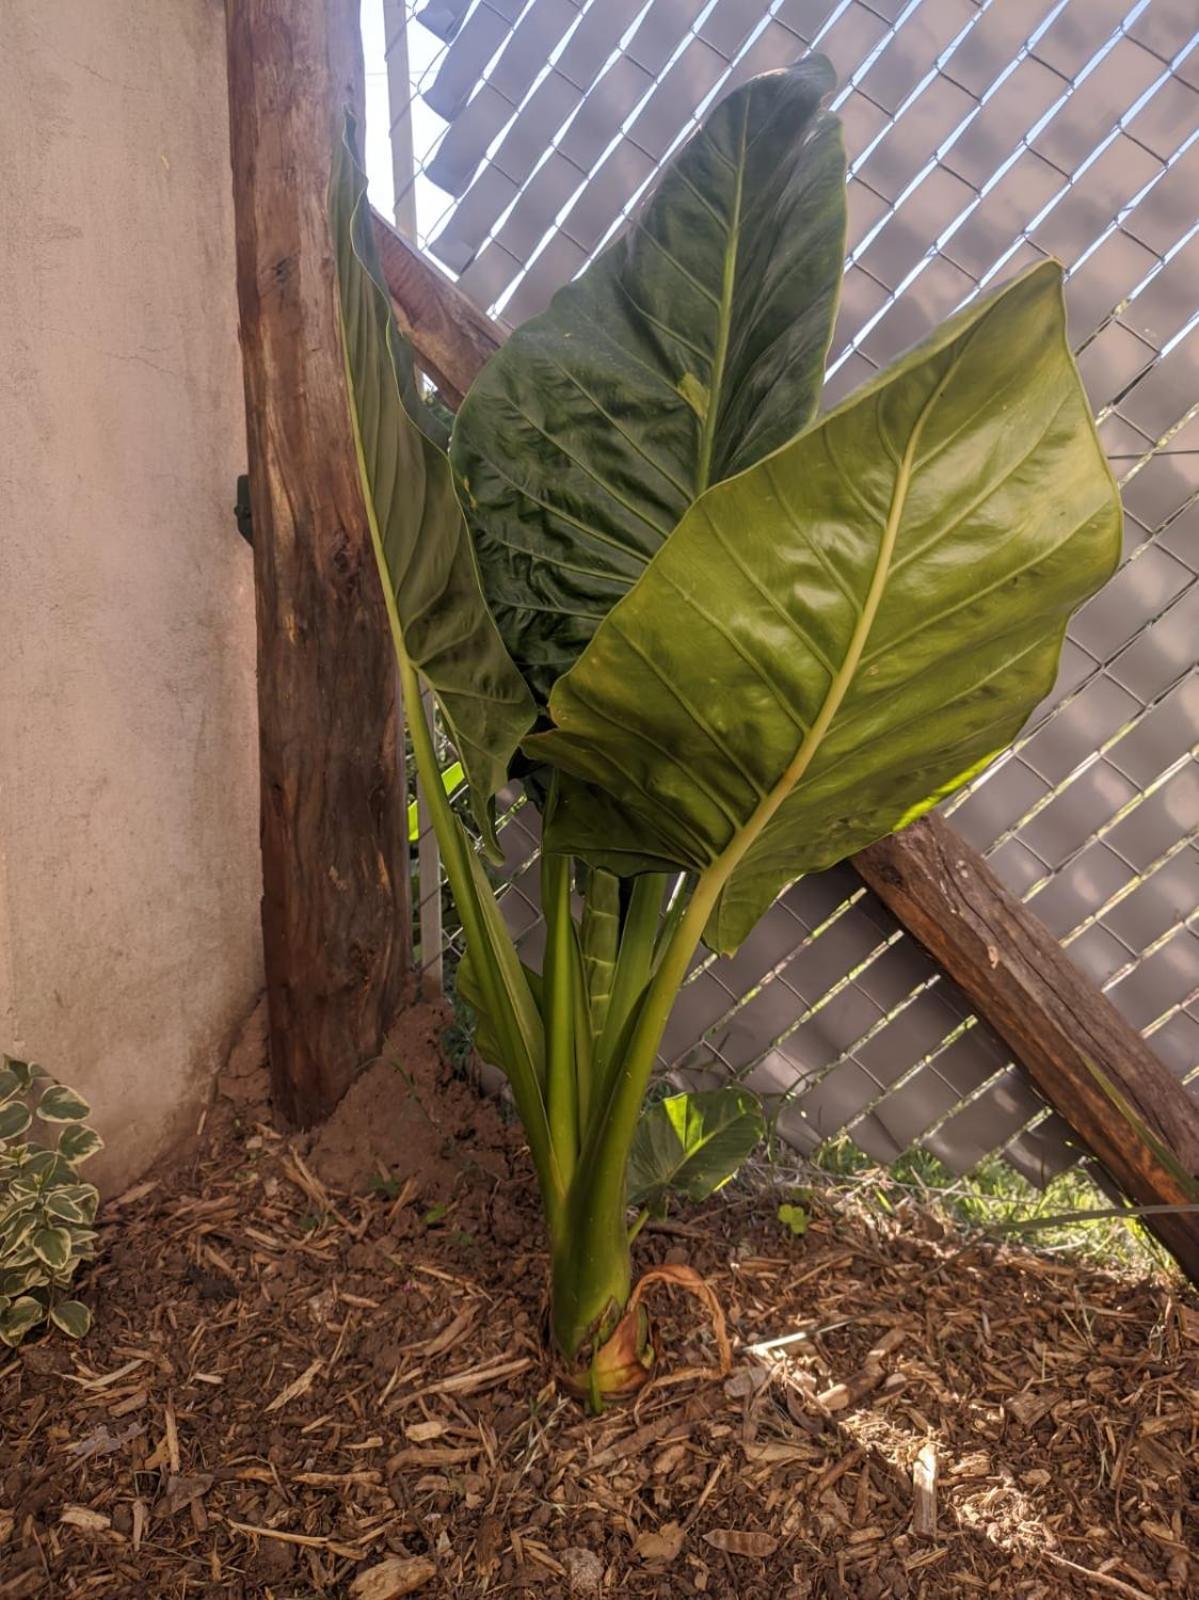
549 1165 633 1365
542 851 578 1188
565 880 721 1339
549 877 720 1373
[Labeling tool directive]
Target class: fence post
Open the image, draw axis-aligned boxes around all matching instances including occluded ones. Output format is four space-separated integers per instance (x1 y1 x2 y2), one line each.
224 1 411 1125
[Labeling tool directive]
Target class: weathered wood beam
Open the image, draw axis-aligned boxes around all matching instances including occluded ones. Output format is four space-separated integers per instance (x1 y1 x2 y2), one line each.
856 817 1199 1280
372 212 504 407
371 215 1199 1279
225 6 409 1126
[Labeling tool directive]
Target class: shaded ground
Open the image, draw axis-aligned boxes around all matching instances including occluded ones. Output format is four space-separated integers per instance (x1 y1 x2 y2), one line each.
1 999 1196 1598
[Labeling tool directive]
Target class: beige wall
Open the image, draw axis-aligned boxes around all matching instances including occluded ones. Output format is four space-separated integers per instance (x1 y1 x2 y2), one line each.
0 1 261 1186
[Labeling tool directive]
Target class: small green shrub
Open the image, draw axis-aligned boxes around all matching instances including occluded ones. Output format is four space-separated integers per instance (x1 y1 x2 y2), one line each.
0 1056 101 1346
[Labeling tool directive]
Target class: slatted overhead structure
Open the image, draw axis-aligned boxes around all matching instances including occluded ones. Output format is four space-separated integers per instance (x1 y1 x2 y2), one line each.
379 0 1199 1183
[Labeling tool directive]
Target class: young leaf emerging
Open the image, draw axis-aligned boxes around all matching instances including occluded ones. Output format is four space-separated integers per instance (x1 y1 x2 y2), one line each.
628 1089 765 1215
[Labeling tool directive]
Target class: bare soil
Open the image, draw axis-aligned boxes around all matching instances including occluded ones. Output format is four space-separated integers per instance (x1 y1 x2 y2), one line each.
1 998 1196 1599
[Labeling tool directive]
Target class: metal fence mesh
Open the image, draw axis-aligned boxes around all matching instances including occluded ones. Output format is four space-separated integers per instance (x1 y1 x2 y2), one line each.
369 0 1199 1183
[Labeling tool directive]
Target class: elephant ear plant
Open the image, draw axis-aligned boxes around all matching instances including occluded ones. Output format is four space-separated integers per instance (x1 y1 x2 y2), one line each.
331 58 1120 1406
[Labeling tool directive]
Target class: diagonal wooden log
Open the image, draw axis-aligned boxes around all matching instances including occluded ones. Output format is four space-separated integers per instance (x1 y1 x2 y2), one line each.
856 817 1199 1281
222 7 410 1127
371 209 1199 1280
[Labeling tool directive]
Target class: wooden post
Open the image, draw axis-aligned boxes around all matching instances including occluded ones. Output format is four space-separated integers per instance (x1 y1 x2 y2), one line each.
369 215 1199 1279
225 4 409 1126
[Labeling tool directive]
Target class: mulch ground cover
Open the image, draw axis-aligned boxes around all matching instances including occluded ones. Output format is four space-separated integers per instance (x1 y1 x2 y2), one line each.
2 998 1197 1599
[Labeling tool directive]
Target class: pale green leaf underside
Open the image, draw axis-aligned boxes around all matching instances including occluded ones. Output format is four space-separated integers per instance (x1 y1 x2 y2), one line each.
452 58 847 700
628 1088 765 1212
579 868 620 1041
529 262 1121 953
331 118 535 843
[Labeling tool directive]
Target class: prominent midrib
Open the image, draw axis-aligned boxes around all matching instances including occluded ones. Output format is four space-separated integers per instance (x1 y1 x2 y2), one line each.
693 360 958 919
695 112 747 498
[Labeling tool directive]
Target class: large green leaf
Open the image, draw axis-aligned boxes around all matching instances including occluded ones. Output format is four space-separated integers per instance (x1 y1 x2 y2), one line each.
528 262 1121 952
628 1088 765 1214
330 116 535 847
452 58 847 700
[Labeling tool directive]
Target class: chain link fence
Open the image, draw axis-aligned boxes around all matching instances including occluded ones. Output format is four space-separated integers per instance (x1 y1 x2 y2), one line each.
365 0 1199 1184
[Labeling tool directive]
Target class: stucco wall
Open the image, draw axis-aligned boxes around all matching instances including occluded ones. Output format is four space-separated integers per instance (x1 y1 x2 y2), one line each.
0 1 261 1187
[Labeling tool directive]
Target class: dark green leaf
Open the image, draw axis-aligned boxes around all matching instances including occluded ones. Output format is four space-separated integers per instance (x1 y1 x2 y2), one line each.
31 1226 72 1271
49 1299 92 1339
0 1211 39 1254
528 263 1121 952
453 58 846 699
330 114 535 848
1 1058 40 1093
628 1088 764 1213
0 1295 45 1347
0 1101 32 1141
57 1124 104 1165
20 1150 72 1186
36 1084 90 1123
0 1066 22 1106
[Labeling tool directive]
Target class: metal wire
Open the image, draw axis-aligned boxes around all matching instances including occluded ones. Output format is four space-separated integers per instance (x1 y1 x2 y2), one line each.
379 0 1199 1183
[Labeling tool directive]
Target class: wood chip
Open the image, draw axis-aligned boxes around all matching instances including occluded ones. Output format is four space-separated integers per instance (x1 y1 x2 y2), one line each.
159 1474 215 1517
1005 1388 1058 1428
60 1506 111 1532
633 1522 685 1562
703 1529 778 1559
264 1357 323 1414
349 1556 438 1599
912 1442 937 1538
404 1419 448 1442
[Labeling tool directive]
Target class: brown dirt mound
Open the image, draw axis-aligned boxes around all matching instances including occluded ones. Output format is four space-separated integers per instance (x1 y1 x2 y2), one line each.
1 1000 1196 1598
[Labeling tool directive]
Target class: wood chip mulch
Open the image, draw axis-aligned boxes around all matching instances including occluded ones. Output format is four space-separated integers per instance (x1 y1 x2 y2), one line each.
1 999 1196 1599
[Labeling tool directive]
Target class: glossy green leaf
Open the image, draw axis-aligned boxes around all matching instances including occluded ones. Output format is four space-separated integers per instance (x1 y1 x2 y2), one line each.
20 1150 71 1186
628 1088 764 1214
529 262 1121 952
0 1066 22 1106
36 1084 90 1123
57 1124 104 1165
0 1211 39 1254
31 1226 71 1271
45 1187 98 1225
2 1057 41 1094
330 115 535 848
453 58 846 700
0 1101 32 1141
0 1295 45 1347
50 1299 92 1339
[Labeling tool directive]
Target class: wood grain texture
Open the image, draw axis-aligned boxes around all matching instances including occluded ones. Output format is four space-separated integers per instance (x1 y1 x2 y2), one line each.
225 2 409 1125
371 211 505 407
377 200 1199 1281
856 815 1199 1280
